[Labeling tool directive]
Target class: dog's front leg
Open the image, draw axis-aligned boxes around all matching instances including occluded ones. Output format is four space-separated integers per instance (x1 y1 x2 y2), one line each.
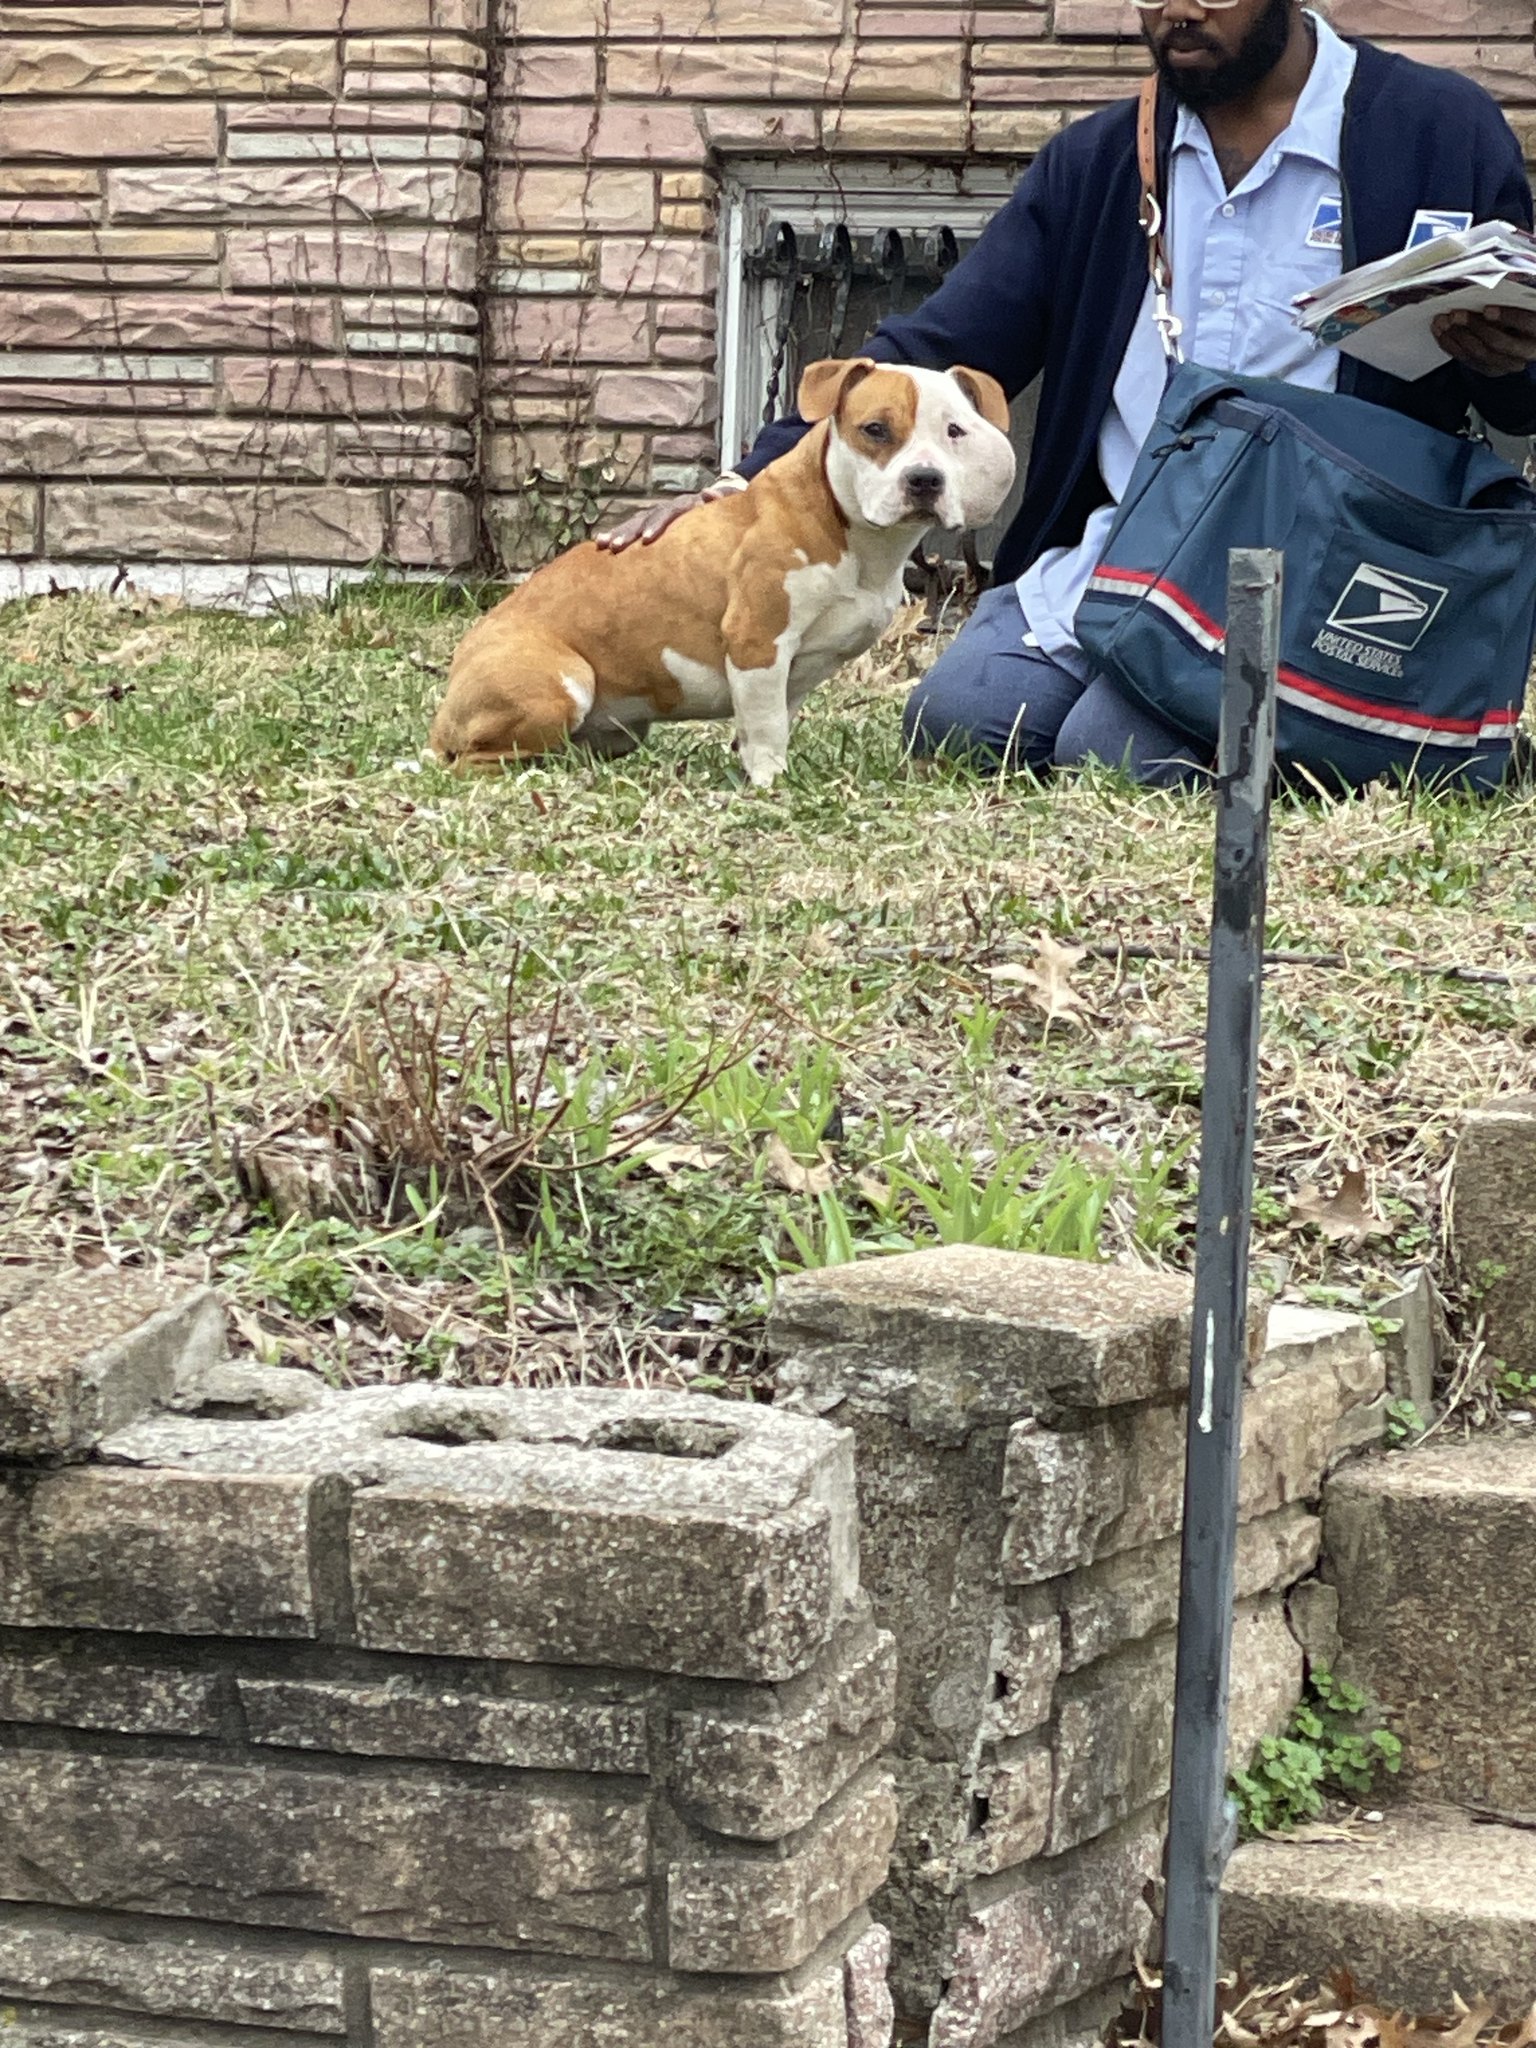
725 655 793 788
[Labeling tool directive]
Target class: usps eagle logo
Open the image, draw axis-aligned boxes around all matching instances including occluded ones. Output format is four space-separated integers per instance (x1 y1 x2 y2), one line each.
1325 562 1449 653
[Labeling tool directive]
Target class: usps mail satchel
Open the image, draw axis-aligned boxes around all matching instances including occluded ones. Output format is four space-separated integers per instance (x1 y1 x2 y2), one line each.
1073 77 1536 791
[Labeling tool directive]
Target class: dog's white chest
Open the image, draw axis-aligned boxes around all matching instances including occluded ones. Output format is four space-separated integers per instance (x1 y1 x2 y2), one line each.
787 553 901 674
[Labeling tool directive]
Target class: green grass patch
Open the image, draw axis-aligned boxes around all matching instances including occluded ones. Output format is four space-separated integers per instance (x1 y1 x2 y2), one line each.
3 586 1535 1394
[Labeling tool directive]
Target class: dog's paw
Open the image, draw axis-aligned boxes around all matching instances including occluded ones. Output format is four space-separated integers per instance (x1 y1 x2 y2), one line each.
739 749 786 790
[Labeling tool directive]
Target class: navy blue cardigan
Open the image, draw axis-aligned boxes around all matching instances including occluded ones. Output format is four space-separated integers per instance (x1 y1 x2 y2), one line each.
734 42 1536 583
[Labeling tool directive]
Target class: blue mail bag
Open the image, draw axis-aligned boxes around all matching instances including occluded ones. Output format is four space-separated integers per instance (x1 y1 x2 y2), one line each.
1074 359 1536 791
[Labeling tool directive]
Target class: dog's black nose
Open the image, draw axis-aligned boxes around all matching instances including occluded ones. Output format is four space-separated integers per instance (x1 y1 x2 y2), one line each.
904 466 945 498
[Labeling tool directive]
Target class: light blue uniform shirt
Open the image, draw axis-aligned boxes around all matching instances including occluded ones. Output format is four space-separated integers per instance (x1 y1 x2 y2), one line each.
1019 12 1358 661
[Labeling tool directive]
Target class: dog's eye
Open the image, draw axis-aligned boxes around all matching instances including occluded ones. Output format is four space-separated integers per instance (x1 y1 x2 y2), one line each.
947 422 968 440
862 420 891 443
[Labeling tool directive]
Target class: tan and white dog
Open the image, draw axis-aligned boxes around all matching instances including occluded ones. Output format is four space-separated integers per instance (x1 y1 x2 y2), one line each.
429 356 1016 788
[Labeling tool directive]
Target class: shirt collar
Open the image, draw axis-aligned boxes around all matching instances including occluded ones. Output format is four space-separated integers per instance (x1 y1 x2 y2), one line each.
1173 10 1356 175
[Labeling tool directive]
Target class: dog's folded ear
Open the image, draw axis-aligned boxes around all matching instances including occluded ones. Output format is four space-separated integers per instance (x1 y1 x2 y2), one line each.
948 365 1011 435
797 356 878 422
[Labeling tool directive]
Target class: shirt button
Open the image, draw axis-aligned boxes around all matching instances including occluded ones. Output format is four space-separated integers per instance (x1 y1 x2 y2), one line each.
1209 289 1227 305
1222 202 1236 218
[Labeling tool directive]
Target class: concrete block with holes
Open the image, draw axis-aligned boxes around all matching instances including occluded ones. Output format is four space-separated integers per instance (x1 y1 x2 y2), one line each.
0 1302 898 2048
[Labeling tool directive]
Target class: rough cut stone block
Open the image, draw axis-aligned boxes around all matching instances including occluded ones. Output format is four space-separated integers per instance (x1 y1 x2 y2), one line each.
495 166 654 233
930 1809 1163 2048
0 1271 224 1461
45 483 469 568
597 235 717 297
0 1467 328 1637
700 105 820 151
845 1922 897 2048
498 102 707 165
239 1675 649 1775
667 1766 898 1973
1002 1340 1380 1584
0 1751 651 1957
107 165 478 225
233 0 486 23
1056 1502 1321 1671
1248 1302 1377 1388
593 369 717 429
0 482 38 554
669 1620 896 1839
0 38 337 95
1374 1268 1439 1419
0 101 217 159
223 355 475 417
0 1916 346 2034
513 0 839 25
967 1741 1053 1875
100 1386 858 1682
0 229 218 264
490 295 651 365
347 32 485 67
1453 1094 1536 1375
1223 1804 1536 2017
982 1611 1063 1741
0 293 336 354
0 414 332 482
772 1249 1195 1442
369 1958 850 2047
1326 1434 1536 1807
0 1648 225 1739
1049 1599 1300 1858
226 227 473 292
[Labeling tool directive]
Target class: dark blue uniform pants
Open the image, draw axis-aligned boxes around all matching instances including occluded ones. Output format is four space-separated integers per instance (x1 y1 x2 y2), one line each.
903 584 1209 788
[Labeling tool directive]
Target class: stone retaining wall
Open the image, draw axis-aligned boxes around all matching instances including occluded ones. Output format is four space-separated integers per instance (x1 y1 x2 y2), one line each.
1 0 1533 597
0 1276 899 2048
769 1247 1387 2048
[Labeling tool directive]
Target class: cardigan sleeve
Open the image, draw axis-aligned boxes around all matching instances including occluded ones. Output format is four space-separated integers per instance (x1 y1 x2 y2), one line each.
733 144 1061 481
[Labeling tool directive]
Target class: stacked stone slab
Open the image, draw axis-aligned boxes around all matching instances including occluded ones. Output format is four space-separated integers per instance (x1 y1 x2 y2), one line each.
1221 1095 1536 2011
769 1247 1387 2048
0 1275 899 2048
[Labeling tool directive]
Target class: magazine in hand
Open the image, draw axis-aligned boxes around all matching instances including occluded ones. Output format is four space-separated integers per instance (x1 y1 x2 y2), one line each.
1293 220 1536 381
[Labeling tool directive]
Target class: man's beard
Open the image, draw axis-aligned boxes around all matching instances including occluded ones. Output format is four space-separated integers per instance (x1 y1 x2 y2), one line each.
1147 0 1294 110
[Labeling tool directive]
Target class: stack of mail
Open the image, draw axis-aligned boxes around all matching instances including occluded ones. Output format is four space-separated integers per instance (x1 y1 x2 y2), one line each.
1293 220 1536 380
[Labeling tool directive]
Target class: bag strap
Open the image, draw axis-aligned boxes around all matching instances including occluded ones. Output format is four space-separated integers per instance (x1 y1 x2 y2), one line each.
1136 75 1184 362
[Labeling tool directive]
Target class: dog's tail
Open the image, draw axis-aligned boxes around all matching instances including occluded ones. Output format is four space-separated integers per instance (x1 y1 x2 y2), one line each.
429 623 597 769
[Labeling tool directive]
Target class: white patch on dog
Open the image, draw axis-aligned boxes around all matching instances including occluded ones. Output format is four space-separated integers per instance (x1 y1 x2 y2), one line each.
661 647 733 719
825 364 1015 536
559 672 595 719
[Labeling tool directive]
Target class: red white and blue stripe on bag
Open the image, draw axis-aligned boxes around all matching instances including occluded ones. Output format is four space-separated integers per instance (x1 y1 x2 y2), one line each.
1084 565 1522 753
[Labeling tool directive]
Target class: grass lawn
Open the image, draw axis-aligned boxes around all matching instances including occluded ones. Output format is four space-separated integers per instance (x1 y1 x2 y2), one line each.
2 580 1534 1411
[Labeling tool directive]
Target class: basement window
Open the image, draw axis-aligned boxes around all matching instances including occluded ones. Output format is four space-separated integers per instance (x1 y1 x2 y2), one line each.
718 163 1037 567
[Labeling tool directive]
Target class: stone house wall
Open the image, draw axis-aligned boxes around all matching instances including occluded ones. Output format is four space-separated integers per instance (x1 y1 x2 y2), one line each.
1 0 1533 599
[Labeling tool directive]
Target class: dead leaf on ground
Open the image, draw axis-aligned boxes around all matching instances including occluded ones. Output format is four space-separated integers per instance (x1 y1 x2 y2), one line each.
985 931 1090 1027
62 708 101 730
1289 1166 1388 1244
98 629 163 667
854 1168 893 1207
763 1132 834 1196
631 1140 730 1179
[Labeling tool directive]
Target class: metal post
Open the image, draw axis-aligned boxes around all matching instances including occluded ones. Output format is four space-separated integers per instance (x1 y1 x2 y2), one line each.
1161 549 1282 2048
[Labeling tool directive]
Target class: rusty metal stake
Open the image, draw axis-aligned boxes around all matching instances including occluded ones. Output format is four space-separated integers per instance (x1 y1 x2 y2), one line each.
1161 548 1282 2048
